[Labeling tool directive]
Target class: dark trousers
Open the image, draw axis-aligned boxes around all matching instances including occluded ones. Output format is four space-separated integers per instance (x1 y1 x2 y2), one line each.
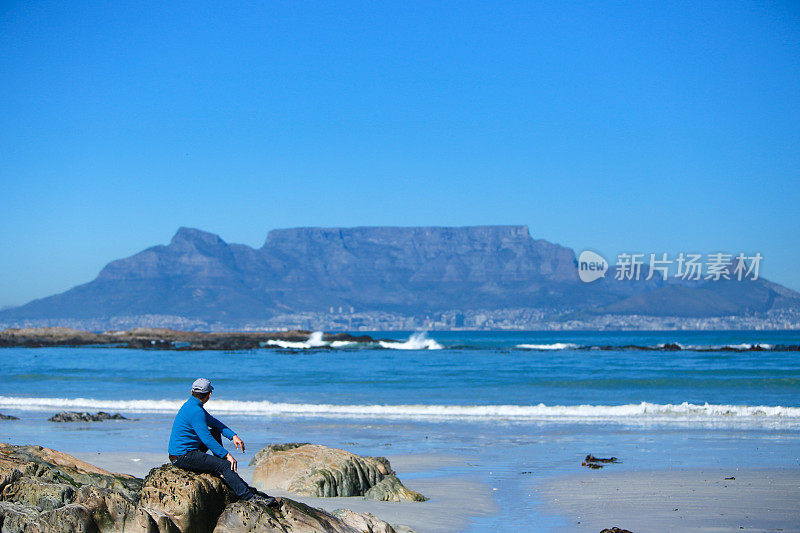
170 428 252 499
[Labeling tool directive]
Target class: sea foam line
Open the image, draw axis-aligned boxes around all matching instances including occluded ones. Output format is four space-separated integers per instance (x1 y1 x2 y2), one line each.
263 331 442 350
517 343 579 350
1 396 798 423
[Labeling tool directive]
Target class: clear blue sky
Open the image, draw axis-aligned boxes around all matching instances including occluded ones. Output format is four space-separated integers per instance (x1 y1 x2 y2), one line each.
1 1 799 307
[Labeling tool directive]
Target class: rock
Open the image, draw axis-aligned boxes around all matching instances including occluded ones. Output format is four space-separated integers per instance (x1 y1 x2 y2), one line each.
48 411 129 422
0 443 142 498
0 500 41 530
2 476 76 510
582 454 620 468
600 528 633 533
390 526 418 533
331 508 400 533
248 442 310 467
251 444 427 501
139 463 234 533
0 443 146 532
0 327 381 351
363 475 427 502
0 412 19 420
215 498 398 533
0 443 402 533
584 454 619 463
660 342 682 351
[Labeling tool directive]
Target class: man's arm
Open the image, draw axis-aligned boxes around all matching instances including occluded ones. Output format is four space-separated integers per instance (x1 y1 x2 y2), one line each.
206 411 246 452
205 412 236 440
189 410 229 458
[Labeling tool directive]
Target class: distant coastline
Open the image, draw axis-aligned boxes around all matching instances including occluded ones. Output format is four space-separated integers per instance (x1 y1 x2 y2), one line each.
0 327 384 350
2 307 798 333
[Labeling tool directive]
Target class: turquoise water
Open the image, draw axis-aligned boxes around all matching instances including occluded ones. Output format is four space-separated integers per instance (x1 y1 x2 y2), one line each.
1 330 799 531
1 330 799 411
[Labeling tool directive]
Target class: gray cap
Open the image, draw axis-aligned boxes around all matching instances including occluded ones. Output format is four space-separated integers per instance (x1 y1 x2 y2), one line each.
191 378 214 394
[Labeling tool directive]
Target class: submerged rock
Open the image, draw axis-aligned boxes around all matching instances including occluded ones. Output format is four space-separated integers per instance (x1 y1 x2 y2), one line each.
0 443 403 532
251 443 428 502
582 454 620 469
584 454 618 463
0 412 19 420
48 411 129 422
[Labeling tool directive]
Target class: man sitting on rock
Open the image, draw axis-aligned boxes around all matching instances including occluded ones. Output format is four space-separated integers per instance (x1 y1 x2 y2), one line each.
168 378 274 505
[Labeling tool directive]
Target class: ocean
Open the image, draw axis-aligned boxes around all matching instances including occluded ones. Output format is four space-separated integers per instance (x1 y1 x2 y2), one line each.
1 330 799 531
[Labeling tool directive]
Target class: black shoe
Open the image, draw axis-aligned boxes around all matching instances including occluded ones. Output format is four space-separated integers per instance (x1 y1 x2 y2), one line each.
247 494 277 507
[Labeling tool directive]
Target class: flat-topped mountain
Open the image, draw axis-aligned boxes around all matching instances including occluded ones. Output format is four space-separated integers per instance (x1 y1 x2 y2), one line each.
1 226 798 328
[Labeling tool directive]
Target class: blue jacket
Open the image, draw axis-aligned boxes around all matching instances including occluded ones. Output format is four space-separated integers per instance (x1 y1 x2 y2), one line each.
168 396 235 458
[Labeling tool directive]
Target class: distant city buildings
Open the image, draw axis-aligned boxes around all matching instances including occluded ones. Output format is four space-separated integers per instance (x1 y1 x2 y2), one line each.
3 307 798 332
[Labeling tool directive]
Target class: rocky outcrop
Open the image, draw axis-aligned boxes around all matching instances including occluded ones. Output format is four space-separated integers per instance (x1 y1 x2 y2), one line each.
215 499 398 533
0 443 405 532
363 476 427 503
0 443 142 497
0 413 19 420
251 444 427 502
0 443 147 531
248 443 312 467
48 411 129 422
581 454 620 469
139 464 234 533
0 327 379 350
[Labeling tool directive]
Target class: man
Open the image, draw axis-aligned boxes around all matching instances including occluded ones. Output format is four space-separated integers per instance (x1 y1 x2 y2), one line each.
168 378 274 505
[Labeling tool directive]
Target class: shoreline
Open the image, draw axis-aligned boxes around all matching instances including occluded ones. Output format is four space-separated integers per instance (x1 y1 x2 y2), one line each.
4 410 800 532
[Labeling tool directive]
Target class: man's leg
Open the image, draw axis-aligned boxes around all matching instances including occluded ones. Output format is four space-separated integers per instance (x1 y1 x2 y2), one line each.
172 450 253 500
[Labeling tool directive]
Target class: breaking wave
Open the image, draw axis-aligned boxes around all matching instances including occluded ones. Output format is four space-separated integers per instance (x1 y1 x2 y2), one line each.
259 334 797 353
378 331 442 350
264 331 329 349
1 396 797 427
517 343 579 350
512 342 797 353
262 331 441 350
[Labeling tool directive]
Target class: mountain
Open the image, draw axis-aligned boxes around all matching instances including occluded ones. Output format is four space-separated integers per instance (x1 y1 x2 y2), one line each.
1 226 798 327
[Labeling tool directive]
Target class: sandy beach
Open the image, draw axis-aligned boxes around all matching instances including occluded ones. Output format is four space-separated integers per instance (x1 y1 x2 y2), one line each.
69 449 800 532
541 467 800 532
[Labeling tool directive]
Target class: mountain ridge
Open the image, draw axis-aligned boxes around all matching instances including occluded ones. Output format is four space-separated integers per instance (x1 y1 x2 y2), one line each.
2 225 798 328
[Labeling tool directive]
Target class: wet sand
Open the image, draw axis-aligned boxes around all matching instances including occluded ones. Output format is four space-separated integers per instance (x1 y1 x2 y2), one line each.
540 467 800 532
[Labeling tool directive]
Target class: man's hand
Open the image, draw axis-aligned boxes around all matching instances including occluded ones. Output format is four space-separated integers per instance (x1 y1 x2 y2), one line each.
225 453 238 472
232 434 245 453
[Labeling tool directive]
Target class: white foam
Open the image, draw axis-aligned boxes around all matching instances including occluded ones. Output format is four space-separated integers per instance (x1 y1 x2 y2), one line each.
723 343 773 350
379 331 442 350
330 340 358 348
517 343 579 350
265 331 329 349
1 396 797 427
